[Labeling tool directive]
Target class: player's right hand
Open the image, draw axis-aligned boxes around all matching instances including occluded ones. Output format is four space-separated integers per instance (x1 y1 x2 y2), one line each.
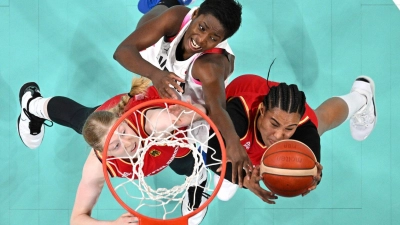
222 139 253 188
244 165 277 204
113 212 139 224
150 71 185 99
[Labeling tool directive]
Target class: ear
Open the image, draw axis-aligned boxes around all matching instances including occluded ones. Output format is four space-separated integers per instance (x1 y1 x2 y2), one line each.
191 8 199 20
259 103 265 116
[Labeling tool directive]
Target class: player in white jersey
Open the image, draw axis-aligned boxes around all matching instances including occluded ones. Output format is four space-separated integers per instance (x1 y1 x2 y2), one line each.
138 6 234 152
139 6 234 104
114 0 254 192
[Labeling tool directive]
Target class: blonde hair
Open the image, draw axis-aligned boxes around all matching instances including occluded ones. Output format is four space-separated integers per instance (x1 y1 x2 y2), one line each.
109 77 152 116
82 77 151 151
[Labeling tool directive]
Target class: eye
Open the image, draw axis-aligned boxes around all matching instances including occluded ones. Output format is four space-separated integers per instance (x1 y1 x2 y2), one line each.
210 36 217 42
199 24 205 31
114 143 120 150
271 123 279 127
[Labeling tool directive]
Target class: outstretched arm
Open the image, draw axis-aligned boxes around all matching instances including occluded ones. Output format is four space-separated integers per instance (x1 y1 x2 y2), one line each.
113 6 189 99
192 54 253 187
70 151 138 225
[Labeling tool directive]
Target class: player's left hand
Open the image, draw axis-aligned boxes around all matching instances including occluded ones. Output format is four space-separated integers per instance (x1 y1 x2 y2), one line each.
302 162 323 196
243 165 278 204
113 212 139 224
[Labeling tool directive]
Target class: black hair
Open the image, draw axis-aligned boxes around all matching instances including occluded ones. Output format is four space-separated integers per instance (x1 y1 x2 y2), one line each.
263 59 306 117
198 0 242 40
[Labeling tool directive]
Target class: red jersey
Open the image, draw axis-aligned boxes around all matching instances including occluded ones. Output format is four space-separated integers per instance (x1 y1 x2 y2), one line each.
225 74 319 166
94 86 191 178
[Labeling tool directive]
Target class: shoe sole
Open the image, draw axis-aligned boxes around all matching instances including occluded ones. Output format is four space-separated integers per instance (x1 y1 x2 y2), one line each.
17 82 41 149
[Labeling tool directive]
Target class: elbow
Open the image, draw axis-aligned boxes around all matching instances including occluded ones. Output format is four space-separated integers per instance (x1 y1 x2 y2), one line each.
113 46 122 61
114 42 129 62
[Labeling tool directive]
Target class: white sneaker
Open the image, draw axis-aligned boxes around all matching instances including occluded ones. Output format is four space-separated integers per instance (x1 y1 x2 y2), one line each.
17 82 52 149
214 174 238 201
182 167 208 225
182 192 209 225
349 76 377 141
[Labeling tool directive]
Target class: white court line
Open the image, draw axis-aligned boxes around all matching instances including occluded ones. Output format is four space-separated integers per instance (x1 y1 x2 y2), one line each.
394 0 400 10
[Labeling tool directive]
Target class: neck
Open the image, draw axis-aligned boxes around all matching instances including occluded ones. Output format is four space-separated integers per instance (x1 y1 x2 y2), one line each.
176 40 184 61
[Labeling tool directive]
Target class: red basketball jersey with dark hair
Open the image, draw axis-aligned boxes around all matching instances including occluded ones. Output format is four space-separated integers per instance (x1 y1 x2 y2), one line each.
225 74 319 166
94 86 191 179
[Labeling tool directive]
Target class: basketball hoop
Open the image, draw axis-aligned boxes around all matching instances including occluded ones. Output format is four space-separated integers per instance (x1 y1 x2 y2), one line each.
102 99 226 225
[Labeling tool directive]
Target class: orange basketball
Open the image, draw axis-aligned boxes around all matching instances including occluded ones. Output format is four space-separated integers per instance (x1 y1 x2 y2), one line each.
260 139 317 197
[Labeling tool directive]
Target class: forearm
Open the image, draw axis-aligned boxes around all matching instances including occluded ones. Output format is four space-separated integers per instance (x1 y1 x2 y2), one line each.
113 46 161 80
72 154 111 225
208 106 240 143
71 214 114 225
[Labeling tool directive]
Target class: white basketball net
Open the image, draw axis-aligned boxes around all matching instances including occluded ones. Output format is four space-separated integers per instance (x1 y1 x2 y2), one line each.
104 102 223 220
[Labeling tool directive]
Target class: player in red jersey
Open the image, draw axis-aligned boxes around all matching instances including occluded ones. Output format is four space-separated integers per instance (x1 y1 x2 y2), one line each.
207 73 377 204
17 77 208 224
85 87 196 180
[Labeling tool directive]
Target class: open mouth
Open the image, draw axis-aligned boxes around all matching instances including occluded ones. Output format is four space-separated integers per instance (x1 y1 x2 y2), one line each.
190 38 202 51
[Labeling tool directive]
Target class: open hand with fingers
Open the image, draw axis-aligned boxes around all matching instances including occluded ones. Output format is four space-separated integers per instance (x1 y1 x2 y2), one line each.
219 139 253 188
151 71 185 99
243 165 278 204
113 212 139 225
302 162 323 197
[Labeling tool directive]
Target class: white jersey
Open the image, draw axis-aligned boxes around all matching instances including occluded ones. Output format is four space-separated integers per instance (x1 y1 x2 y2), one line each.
140 7 234 105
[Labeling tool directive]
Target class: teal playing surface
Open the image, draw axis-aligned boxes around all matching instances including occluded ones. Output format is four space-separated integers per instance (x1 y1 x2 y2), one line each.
1 0 399 224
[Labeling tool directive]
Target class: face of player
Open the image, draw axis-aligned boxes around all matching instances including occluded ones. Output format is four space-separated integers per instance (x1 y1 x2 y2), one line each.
182 11 226 57
257 106 301 148
102 121 140 158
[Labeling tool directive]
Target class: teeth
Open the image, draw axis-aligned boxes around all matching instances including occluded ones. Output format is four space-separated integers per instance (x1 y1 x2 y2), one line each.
191 39 200 49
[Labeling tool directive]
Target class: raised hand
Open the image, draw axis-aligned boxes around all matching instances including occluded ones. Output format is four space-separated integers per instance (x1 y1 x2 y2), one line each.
243 165 278 204
224 139 253 187
151 71 185 99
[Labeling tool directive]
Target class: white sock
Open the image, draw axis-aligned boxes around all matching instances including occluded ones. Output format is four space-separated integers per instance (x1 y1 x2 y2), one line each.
28 97 52 120
337 92 367 120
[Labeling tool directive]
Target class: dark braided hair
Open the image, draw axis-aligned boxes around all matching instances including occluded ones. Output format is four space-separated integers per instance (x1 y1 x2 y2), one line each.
263 59 306 117
263 83 306 117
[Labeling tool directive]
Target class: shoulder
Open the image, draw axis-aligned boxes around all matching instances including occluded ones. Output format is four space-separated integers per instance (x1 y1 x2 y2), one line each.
226 97 248 137
162 5 190 21
159 6 191 36
290 120 321 162
227 97 246 113
192 53 232 81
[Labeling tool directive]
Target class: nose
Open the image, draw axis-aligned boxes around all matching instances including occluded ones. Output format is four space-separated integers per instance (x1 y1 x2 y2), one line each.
273 129 285 140
121 136 133 150
197 34 207 46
